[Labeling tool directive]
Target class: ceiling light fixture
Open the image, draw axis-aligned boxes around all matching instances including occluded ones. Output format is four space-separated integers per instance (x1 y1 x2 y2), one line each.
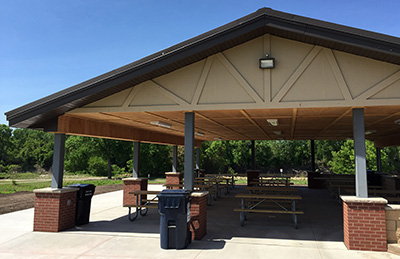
365 130 377 135
150 121 172 128
273 131 282 135
267 119 279 127
195 132 204 136
214 137 222 141
395 119 400 125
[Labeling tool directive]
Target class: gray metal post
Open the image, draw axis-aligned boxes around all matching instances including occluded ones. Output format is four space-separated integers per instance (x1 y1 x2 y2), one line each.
353 108 368 198
51 133 66 189
172 145 178 172
251 140 255 170
184 112 195 191
196 148 200 170
376 147 382 173
133 141 140 178
311 140 316 172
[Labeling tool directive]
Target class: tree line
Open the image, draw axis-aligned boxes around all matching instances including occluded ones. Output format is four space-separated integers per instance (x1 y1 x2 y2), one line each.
1 124 399 178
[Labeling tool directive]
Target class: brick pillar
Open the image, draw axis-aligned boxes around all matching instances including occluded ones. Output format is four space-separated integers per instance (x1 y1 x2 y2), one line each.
165 172 183 189
33 187 78 232
190 191 208 240
246 170 260 186
123 178 148 206
341 196 388 251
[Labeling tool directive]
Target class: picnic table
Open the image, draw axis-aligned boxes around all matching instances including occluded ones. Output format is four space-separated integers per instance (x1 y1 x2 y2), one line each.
250 176 292 187
246 186 298 195
125 190 160 221
163 183 216 205
234 193 303 228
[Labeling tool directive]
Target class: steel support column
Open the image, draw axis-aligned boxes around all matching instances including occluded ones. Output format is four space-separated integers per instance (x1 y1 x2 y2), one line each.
172 145 178 172
311 140 316 172
184 112 195 191
251 140 255 170
196 148 200 170
353 108 368 198
376 147 382 173
51 133 66 189
133 141 140 178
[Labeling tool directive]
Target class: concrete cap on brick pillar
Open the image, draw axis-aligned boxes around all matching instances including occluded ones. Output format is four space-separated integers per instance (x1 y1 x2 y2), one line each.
165 172 182 175
122 177 148 181
340 195 388 204
385 204 400 210
191 191 209 198
33 187 79 194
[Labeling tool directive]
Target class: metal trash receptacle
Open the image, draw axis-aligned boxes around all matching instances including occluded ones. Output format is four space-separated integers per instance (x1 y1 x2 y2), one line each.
158 189 191 249
67 184 96 226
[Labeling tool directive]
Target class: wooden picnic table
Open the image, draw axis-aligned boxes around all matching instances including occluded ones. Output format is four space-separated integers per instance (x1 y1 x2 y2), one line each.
234 193 303 228
163 183 216 205
126 190 160 221
245 186 298 195
250 176 292 187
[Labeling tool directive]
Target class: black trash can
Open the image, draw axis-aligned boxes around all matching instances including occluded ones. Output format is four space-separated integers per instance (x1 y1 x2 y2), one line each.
158 189 191 249
67 184 96 226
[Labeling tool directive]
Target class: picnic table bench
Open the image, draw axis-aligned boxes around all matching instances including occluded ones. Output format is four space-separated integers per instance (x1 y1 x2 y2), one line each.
125 190 160 221
234 193 303 228
163 183 216 205
250 176 292 187
246 186 298 195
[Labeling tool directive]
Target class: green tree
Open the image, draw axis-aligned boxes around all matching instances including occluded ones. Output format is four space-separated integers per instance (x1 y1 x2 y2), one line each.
328 140 380 174
255 140 273 170
64 136 97 174
383 146 400 174
201 141 231 174
94 138 132 179
12 128 53 171
315 140 344 171
0 124 13 170
127 143 171 178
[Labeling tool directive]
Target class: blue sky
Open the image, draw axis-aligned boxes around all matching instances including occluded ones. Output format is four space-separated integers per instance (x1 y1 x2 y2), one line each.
1 0 400 126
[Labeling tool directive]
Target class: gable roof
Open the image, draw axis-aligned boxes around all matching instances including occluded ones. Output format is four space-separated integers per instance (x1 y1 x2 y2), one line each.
6 7 400 129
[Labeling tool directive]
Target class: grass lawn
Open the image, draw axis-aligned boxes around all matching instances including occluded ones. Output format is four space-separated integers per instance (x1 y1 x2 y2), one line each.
0 172 307 194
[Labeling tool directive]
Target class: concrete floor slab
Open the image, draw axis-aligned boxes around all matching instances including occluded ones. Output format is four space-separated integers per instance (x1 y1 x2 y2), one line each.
1 184 400 258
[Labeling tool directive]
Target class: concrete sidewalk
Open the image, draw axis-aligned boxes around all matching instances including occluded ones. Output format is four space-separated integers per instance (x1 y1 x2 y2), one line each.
0 184 399 259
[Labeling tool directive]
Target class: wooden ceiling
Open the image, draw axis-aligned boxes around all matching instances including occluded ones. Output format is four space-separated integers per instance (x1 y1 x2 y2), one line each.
63 105 400 145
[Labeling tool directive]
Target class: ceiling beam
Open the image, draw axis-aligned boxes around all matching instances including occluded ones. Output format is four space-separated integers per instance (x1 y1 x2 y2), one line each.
315 107 353 138
374 134 400 148
366 110 400 126
101 112 186 136
240 110 271 139
56 115 202 147
145 111 230 140
195 111 250 139
290 108 298 139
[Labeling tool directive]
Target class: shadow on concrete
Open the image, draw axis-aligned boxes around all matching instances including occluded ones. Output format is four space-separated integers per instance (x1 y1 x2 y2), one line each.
67 185 343 250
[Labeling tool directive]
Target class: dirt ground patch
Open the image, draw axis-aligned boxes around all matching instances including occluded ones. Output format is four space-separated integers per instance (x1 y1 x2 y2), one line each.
0 184 123 215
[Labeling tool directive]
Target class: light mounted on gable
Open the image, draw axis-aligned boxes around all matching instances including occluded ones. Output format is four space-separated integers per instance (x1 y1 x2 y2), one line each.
259 54 275 69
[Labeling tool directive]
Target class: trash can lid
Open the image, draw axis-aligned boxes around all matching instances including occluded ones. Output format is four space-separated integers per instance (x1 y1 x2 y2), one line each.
158 189 191 196
67 183 95 188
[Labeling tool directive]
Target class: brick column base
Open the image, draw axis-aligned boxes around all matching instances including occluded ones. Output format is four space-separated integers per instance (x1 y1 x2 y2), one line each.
190 191 208 240
246 170 260 186
166 172 183 189
341 196 388 251
33 187 78 232
123 178 148 206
